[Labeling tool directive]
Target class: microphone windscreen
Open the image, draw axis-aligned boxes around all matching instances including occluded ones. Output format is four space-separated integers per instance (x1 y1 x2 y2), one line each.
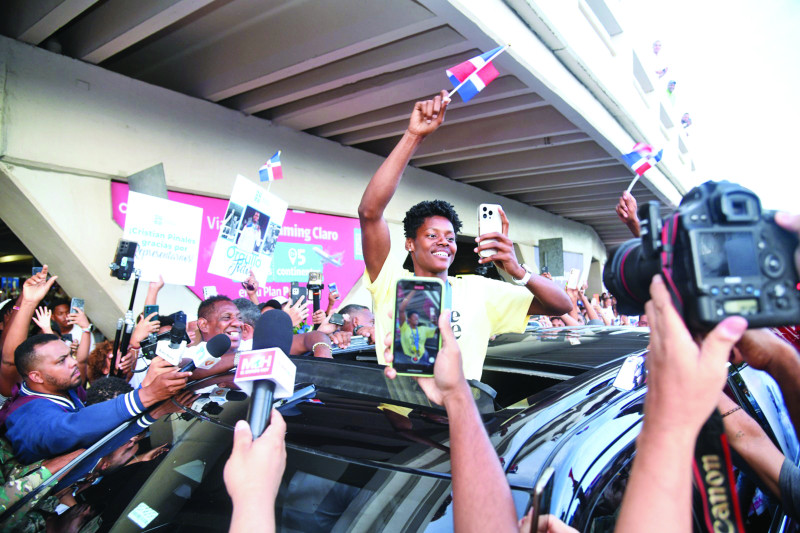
252 310 293 355
206 333 232 358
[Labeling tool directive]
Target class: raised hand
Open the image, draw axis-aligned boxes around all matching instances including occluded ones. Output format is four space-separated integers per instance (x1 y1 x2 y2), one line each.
131 312 160 347
283 296 309 328
474 207 524 277
615 191 641 237
67 307 90 329
407 90 450 139
32 306 54 334
22 265 58 305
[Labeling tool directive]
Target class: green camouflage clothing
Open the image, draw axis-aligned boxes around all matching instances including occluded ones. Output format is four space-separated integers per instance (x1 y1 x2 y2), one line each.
0 437 58 533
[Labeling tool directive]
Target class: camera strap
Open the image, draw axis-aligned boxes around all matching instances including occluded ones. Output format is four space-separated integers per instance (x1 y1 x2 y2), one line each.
692 410 746 533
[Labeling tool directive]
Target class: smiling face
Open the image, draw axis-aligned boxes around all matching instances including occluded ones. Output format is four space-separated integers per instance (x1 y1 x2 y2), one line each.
407 216 456 279
27 339 81 393
200 301 242 353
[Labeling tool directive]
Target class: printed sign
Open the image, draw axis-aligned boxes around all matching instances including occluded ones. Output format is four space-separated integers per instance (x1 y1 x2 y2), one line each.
111 181 365 305
122 191 202 285
207 175 288 285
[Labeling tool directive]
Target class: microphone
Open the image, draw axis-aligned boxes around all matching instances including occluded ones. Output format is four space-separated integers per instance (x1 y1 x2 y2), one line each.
169 316 187 350
179 333 231 373
239 310 295 437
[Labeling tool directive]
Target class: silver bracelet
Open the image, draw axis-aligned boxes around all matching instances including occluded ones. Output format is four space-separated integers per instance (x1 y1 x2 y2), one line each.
311 342 331 354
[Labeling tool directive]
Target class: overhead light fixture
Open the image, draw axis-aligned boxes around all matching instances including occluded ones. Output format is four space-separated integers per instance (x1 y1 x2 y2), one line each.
0 254 33 264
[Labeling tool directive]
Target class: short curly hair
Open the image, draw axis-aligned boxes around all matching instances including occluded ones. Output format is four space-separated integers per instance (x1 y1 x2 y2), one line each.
403 200 462 239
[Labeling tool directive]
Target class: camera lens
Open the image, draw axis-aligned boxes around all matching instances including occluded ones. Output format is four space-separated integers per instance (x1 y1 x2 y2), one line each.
603 239 661 315
483 206 487 211
489 211 493 216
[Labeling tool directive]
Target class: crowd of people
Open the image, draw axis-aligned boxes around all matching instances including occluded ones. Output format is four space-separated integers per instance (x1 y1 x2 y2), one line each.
0 89 797 533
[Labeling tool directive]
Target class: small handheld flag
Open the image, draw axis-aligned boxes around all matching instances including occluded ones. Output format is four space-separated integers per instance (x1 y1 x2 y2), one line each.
259 151 283 182
446 45 507 103
622 142 663 180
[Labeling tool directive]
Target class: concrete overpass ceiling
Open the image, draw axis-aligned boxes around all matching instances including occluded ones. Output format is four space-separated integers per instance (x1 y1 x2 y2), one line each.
0 0 670 249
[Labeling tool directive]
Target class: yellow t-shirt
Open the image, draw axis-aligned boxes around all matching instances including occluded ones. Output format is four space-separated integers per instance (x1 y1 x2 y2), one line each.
365 260 533 380
399 322 437 358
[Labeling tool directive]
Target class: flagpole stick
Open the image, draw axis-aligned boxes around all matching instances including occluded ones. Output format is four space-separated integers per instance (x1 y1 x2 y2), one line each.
625 175 641 194
447 44 510 100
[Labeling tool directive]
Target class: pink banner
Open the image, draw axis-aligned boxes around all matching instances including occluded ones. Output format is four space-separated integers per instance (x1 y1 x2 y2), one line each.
111 182 365 305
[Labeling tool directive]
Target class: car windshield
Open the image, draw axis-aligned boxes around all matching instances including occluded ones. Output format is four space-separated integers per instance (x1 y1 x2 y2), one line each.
26 327 651 532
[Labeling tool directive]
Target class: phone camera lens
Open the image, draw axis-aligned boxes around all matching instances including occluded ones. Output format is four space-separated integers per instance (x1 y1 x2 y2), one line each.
489 210 493 216
482 214 487 219
482 206 487 211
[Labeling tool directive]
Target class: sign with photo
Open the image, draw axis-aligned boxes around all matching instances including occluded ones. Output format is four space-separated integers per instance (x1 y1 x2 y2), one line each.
111 182 364 305
208 175 288 284
122 191 202 285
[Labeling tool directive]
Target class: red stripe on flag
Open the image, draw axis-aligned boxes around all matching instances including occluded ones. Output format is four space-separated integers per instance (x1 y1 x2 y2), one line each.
448 60 478 83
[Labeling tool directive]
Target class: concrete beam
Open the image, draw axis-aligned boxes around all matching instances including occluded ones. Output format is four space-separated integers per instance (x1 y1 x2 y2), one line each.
224 26 472 114
105 1 440 100
58 0 215 64
329 86 540 144
482 165 631 194
267 53 467 131
426 141 612 180
412 132 589 167
1 0 98 44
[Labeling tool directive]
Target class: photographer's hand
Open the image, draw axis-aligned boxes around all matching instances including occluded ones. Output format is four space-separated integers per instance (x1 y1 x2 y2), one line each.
616 274 746 533
775 212 800 274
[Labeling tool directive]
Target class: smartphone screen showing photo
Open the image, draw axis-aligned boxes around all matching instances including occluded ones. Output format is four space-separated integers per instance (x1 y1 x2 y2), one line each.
392 278 443 376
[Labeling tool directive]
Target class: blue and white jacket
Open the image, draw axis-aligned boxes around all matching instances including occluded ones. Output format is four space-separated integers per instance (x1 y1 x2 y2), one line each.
3 383 157 465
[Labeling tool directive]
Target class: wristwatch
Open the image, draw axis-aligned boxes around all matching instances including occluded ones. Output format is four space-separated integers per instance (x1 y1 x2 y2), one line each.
81 324 94 333
512 264 533 286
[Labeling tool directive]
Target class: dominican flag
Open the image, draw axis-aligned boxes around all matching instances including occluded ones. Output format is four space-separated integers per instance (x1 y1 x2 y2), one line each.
259 151 283 182
445 45 505 103
621 143 663 176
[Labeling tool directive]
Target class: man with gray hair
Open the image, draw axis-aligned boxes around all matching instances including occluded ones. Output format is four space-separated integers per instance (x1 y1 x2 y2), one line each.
233 298 261 345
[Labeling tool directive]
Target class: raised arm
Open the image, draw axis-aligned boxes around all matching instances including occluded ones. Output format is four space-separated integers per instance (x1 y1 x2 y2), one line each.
68 307 92 386
144 275 165 307
358 90 450 282
1 266 58 396
383 313 518 533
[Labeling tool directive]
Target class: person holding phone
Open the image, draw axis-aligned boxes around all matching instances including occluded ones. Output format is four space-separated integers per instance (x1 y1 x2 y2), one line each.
358 91 572 380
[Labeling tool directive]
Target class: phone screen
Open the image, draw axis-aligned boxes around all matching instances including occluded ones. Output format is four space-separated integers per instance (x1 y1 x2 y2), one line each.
291 283 307 305
144 305 159 318
70 298 85 313
32 267 43 276
392 278 443 376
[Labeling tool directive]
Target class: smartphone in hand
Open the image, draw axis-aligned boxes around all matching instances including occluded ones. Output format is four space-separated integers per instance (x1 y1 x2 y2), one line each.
70 298 85 313
144 305 159 318
478 204 503 258
391 277 443 377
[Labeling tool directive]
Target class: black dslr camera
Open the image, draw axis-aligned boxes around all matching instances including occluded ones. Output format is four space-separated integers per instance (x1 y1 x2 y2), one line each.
604 180 799 330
